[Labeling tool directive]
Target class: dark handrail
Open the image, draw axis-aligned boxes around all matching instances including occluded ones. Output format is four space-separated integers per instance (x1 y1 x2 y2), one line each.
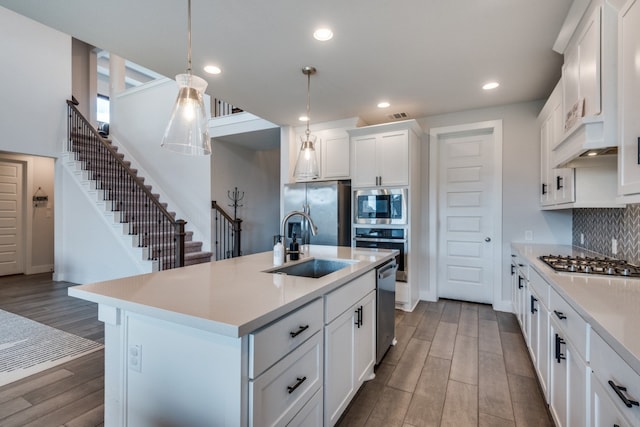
212 200 242 259
67 99 185 269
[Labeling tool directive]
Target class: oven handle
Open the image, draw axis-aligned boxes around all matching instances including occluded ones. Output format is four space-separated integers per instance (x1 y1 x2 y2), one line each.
354 237 407 243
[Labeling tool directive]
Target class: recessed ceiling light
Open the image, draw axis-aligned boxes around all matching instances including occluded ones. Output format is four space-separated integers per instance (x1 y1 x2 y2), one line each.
299 115 309 122
377 101 391 108
204 65 222 75
313 28 333 41
482 81 500 90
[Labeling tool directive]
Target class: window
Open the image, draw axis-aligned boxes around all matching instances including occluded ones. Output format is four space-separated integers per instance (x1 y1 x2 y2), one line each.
97 95 110 124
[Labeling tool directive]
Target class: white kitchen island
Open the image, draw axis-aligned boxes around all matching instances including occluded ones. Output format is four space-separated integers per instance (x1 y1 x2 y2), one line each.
69 245 396 427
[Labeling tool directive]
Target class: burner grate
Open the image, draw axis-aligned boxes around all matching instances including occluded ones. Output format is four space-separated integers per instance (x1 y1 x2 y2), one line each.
539 255 640 277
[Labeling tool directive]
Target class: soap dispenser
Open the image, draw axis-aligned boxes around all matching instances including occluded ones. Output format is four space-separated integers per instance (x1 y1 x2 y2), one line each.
273 235 284 266
289 233 300 261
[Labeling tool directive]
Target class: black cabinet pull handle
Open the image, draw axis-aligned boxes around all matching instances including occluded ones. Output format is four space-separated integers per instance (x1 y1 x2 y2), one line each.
555 334 566 363
511 264 515 275
608 380 640 408
556 175 564 190
518 276 524 289
289 325 309 338
287 376 307 394
554 310 567 320
518 263 524 267
530 295 538 314
542 183 548 195
354 306 363 328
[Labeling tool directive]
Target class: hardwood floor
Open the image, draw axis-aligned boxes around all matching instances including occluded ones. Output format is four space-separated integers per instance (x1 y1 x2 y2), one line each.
0 273 104 427
0 274 552 426
337 300 554 427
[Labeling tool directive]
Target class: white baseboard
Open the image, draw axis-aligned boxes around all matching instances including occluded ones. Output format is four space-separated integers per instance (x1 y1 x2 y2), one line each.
26 264 54 275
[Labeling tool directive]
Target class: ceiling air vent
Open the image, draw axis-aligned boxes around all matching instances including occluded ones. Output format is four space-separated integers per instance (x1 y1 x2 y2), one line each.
387 112 408 120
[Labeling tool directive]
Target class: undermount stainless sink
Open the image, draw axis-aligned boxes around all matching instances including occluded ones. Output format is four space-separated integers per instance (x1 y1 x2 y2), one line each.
267 258 358 278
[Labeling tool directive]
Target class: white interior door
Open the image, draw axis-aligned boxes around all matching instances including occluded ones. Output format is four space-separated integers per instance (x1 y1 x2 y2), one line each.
431 122 502 304
0 161 24 276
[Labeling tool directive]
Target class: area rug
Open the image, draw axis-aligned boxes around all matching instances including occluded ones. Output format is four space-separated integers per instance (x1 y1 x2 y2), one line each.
0 309 103 387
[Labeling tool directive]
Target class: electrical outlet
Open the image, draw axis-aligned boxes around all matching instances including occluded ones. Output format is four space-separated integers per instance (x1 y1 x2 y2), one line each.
612 238 618 255
129 344 142 372
580 233 584 245
525 230 533 241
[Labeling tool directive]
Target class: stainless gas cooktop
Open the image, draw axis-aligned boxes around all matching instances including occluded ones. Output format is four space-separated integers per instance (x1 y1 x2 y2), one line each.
539 255 640 278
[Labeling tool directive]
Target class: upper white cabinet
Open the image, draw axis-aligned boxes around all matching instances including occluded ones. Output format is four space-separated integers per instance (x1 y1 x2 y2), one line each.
292 128 350 182
540 81 577 208
351 131 408 187
348 120 421 188
552 1 620 167
618 0 640 198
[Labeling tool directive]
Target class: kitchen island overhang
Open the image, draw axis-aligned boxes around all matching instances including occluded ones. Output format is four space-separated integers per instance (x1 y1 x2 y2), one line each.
68 245 398 426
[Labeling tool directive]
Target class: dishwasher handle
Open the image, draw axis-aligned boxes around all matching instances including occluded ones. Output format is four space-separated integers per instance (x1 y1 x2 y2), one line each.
378 261 398 280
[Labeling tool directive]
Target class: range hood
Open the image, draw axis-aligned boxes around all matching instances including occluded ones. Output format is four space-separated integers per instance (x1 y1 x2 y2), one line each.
552 115 617 168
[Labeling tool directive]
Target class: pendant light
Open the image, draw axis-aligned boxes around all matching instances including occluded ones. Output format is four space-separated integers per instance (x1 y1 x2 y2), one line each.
161 0 211 156
293 66 320 179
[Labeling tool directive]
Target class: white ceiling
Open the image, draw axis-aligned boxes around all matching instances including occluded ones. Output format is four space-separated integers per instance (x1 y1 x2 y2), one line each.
0 0 573 127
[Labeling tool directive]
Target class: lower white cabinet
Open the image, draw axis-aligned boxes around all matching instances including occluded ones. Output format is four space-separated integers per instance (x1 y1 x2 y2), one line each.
287 388 324 427
590 331 640 426
527 275 550 402
591 374 634 427
249 332 323 427
549 308 590 427
324 271 376 426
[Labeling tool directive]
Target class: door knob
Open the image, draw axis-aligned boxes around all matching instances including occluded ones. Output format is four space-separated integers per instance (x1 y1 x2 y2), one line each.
485 237 491 242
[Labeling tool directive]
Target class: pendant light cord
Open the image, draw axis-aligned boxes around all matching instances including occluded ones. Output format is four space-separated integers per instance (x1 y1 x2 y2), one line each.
187 0 192 75
305 71 311 138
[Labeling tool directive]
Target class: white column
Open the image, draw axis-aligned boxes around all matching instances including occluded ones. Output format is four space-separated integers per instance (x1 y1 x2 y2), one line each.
109 53 126 97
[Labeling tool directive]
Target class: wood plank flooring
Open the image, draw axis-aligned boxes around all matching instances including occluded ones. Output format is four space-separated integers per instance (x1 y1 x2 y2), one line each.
337 300 554 427
0 273 104 427
0 274 552 426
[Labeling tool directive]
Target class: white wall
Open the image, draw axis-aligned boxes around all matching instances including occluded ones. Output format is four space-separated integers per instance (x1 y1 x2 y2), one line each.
110 79 212 250
212 140 280 255
0 6 70 158
0 6 71 276
54 162 152 284
417 101 572 310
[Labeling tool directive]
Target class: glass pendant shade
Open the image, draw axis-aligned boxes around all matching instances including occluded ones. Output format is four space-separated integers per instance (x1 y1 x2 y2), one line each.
161 73 211 155
294 134 320 179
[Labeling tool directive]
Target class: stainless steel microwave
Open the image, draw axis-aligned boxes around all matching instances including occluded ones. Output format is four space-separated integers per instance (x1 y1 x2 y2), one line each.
354 188 407 225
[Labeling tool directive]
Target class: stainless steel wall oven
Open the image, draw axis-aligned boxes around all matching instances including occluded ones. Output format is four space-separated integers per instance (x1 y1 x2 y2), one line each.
354 227 407 282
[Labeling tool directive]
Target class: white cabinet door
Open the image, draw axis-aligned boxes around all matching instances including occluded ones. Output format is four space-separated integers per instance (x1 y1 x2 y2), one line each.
553 168 576 204
352 135 378 187
377 131 409 187
324 304 356 426
322 134 350 179
550 319 589 427
619 0 640 195
354 290 375 385
538 300 550 403
528 289 539 367
540 118 553 205
563 7 602 129
550 321 569 427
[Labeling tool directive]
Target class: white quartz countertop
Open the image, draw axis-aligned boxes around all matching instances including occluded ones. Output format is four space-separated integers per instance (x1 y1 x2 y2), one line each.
69 245 396 338
512 243 640 375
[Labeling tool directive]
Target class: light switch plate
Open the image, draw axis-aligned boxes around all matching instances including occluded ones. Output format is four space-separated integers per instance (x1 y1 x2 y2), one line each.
128 344 142 372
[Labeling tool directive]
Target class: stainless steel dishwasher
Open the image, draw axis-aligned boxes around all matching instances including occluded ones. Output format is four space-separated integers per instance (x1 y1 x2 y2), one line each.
376 258 398 364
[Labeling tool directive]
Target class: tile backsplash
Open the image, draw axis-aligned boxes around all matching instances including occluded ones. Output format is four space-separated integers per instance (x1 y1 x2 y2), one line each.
573 205 640 264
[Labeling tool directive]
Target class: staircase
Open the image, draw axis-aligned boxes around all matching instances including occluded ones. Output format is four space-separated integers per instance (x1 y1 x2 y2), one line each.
65 100 212 271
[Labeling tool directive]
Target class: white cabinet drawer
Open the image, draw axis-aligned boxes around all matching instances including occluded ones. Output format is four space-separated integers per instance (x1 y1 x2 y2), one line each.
324 270 375 323
549 287 589 361
250 332 323 427
287 387 323 427
250 298 323 379
591 331 640 426
529 269 550 308
591 373 635 427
